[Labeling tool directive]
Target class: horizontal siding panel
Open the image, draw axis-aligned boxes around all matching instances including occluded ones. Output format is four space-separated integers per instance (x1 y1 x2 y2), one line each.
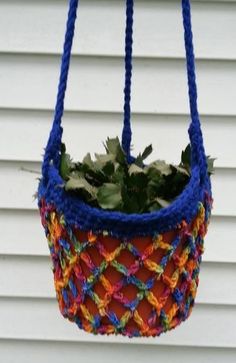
0 161 234 216
1 340 236 363
198 262 236 305
0 1 236 60
203 216 236 263
0 109 234 168
0 210 47 256
0 255 235 305
196 0 236 2
1 297 235 347
0 55 236 116
1 210 235 263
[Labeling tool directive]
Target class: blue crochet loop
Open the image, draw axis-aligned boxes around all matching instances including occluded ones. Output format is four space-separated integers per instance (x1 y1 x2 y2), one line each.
38 0 212 239
42 0 79 180
122 0 134 164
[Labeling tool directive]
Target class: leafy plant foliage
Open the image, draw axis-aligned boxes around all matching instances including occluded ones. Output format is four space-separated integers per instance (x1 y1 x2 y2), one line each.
59 137 215 213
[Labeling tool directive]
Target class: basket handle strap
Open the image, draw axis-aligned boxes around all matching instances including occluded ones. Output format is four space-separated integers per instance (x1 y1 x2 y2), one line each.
182 0 208 181
42 0 134 177
42 0 208 183
42 0 79 179
122 0 134 163
122 0 208 179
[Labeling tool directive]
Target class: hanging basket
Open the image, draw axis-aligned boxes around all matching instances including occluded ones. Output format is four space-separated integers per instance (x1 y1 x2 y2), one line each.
38 0 213 338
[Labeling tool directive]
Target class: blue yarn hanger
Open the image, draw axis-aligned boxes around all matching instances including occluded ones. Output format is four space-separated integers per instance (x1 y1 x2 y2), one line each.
42 0 78 180
182 1 208 183
42 0 208 185
122 0 134 164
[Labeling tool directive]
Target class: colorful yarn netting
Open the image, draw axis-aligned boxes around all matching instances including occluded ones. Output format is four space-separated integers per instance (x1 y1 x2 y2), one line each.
39 192 212 338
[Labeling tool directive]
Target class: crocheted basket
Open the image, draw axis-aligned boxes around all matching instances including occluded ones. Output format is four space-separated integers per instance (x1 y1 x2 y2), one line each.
38 0 213 338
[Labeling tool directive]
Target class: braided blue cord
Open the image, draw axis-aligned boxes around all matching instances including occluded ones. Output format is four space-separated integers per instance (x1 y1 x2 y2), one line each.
122 0 134 163
42 0 79 181
182 0 208 182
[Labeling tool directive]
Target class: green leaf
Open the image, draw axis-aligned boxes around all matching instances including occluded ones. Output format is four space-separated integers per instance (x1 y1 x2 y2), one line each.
127 172 148 191
128 163 144 175
82 153 94 169
111 165 126 185
161 168 189 200
141 144 153 160
154 197 170 208
134 154 144 168
145 166 161 179
93 154 116 177
60 143 74 180
69 170 83 178
105 137 126 164
181 144 191 167
61 143 66 153
171 164 190 176
147 197 170 212
133 144 152 168
105 137 120 155
65 176 97 198
146 176 165 200
116 146 126 164
207 156 216 175
102 141 109 154
97 183 122 210
147 202 162 212
102 161 115 177
121 185 140 213
147 160 172 176
95 153 115 164
76 155 110 185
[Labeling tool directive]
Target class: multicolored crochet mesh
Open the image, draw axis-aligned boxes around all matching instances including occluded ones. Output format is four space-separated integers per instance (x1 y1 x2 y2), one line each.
39 192 212 338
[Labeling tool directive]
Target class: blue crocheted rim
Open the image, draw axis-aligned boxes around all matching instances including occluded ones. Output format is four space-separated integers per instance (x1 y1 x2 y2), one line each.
38 162 212 239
